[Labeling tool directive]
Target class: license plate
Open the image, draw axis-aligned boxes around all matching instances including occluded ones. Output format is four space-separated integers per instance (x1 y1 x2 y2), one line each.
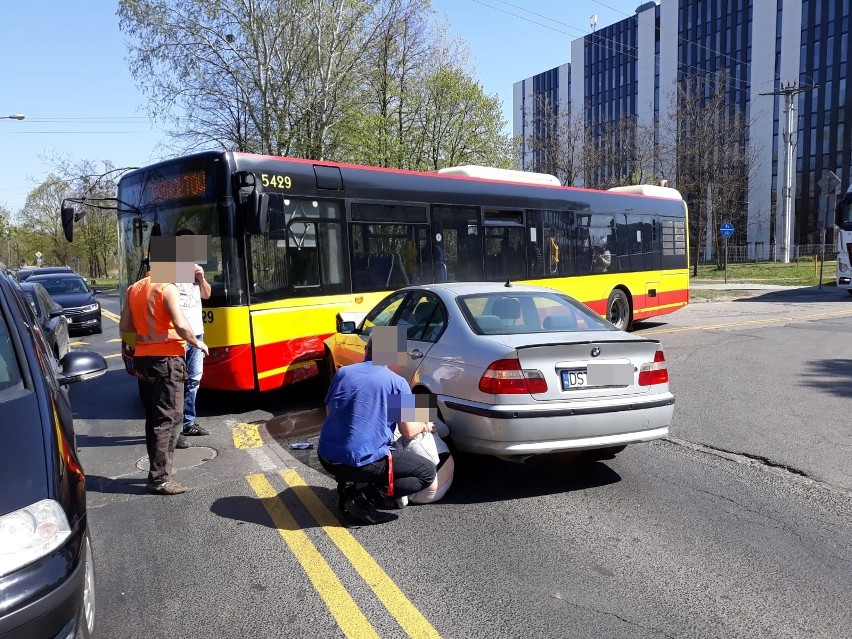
561 369 587 390
67 317 75 323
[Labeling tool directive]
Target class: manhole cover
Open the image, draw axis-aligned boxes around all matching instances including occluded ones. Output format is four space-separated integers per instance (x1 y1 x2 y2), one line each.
136 446 218 472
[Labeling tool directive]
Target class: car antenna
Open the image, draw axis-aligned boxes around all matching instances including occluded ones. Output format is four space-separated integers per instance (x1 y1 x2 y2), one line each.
504 279 512 288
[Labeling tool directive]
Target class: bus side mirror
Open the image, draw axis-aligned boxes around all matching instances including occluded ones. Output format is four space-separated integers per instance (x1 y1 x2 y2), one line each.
243 190 269 235
133 218 145 247
235 171 269 234
61 205 75 242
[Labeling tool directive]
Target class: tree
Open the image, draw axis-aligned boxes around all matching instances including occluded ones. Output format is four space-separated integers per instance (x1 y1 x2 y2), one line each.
660 71 760 274
519 94 585 185
18 176 73 267
120 0 400 159
118 0 513 170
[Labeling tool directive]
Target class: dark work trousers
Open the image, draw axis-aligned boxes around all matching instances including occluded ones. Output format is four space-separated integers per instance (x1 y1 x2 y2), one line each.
319 445 436 504
135 355 187 484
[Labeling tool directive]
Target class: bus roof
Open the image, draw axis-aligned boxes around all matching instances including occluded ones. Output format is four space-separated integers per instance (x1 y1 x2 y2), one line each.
437 165 562 187
607 184 684 200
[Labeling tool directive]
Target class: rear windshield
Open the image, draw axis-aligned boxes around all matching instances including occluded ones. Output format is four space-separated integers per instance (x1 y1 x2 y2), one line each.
458 292 615 335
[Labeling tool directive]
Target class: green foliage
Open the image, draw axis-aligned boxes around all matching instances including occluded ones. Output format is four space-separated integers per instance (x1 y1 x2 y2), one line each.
117 0 513 169
693 260 838 286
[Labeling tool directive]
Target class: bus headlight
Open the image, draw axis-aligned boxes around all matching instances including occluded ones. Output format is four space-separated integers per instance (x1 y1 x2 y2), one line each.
0 499 71 577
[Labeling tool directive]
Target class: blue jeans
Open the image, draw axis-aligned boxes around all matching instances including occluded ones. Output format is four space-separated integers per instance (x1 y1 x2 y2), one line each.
183 335 204 430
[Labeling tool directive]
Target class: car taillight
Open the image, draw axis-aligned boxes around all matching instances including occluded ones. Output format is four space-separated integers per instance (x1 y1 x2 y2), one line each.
638 348 669 386
479 359 548 394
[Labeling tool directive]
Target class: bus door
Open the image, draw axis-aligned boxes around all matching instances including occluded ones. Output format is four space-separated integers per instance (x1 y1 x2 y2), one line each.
430 205 482 282
525 210 545 280
483 209 525 281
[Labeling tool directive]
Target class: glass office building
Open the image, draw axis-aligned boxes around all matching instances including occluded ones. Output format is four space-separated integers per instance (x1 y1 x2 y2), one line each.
515 0 851 259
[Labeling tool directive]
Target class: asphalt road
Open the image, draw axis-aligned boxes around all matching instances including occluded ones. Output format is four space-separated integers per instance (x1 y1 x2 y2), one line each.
73 287 852 638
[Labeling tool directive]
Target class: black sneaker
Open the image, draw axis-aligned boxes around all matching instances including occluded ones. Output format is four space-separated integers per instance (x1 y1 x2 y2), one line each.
182 423 209 436
363 485 397 510
341 495 396 525
175 435 192 449
147 480 187 495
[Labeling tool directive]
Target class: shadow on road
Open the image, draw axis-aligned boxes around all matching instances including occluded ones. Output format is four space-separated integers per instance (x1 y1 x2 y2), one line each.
69 368 141 420
802 358 852 399
86 474 148 496
77 434 146 448
441 452 622 504
211 485 342 531
732 286 849 304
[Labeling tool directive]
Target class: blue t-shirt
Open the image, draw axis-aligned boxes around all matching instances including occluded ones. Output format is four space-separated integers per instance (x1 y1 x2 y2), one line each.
318 362 411 467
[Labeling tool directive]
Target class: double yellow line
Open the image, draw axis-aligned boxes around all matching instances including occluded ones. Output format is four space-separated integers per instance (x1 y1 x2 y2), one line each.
246 469 441 639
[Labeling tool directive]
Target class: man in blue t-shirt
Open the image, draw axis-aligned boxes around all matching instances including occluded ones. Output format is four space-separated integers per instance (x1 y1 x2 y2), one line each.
318 329 437 525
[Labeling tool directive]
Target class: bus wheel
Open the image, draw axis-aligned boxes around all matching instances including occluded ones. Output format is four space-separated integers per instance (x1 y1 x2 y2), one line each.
607 289 632 331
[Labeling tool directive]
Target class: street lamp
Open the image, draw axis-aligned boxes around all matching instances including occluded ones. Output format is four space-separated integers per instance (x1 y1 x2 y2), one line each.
1 114 25 120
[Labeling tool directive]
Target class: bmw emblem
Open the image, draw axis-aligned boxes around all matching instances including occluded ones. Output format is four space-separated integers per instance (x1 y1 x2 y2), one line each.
590 347 601 358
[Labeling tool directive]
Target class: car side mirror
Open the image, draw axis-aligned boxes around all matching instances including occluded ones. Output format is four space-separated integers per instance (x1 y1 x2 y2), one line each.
338 320 356 334
93 289 102 295
49 304 64 319
58 351 108 386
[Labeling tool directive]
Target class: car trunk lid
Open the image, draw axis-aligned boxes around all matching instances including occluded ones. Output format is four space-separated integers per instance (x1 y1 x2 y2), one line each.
515 338 661 401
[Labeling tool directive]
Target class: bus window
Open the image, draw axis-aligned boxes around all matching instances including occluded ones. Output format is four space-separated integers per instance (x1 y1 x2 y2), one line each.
249 196 344 300
350 220 424 292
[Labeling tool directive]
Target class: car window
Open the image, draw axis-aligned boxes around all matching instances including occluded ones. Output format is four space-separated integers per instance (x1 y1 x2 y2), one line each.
36 285 54 315
37 277 86 295
0 312 24 393
360 292 407 337
459 292 616 334
23 290 41 318
395 293 446 342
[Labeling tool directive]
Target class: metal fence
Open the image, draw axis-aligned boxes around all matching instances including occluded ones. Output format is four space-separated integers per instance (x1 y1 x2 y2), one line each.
697 243 838 264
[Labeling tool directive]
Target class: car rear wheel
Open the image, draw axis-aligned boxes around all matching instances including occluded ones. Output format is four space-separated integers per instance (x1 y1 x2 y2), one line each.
606 289 632 331
77 532 96 638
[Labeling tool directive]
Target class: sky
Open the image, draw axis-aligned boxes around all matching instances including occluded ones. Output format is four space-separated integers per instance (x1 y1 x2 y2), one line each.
0 0 640 215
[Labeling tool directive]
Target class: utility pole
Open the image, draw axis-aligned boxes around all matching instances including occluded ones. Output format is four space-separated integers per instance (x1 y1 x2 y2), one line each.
760 82 816 263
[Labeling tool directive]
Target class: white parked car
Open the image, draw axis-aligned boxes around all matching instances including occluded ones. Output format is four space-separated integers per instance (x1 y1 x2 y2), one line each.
324 283 674 461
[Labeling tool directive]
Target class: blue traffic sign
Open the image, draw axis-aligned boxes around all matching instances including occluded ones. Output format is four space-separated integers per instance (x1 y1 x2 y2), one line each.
720 222 734 238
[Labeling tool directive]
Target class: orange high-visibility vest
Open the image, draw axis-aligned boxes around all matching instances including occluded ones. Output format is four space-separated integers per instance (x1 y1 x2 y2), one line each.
126 276 185 357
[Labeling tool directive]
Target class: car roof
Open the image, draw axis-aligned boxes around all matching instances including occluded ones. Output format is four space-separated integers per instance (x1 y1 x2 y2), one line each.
23 266 72 273
27 271 83 280
404 282 564 296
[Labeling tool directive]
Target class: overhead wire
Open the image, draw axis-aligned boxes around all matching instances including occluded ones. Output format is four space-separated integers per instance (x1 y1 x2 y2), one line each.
479 0 754 94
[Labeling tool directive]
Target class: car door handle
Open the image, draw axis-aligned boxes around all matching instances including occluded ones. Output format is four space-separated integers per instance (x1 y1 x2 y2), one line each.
408 349 424 359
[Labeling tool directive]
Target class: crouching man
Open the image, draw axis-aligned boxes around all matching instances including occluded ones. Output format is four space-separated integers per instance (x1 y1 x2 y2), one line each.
318 326 436 525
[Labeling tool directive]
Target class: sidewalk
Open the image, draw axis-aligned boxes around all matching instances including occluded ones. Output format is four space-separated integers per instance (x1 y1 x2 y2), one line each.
689 281 805 291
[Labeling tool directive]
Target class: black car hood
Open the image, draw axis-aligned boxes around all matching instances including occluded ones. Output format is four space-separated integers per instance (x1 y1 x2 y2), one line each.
0 388 49 515
50 292 96 308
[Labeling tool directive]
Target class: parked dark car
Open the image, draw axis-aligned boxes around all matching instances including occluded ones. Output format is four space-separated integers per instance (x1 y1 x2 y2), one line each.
26 273 102 335
16 266 75 283
19 282 71 361
0 264 106 638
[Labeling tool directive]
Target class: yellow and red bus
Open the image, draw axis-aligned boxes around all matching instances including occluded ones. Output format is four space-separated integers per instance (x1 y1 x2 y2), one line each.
81 152 689 392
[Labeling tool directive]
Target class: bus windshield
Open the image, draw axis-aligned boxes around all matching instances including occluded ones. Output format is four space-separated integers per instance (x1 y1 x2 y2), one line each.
116 156 248 306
